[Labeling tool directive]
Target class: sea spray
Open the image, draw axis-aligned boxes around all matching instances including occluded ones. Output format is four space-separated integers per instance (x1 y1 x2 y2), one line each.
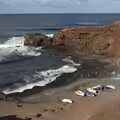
62 56 81 66
3 65 77 94
46 34 54 38
0 36 42 62
0 35 80 95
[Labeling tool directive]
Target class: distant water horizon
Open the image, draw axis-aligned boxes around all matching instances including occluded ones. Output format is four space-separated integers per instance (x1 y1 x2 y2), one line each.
0 13 120 37
0 13 120 14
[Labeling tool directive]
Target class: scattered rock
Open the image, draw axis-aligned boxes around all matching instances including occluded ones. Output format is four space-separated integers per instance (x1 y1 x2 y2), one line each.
59 107 64 111
51 109 56 112
17 104 23 108
36 113 42 118
43 108 49 112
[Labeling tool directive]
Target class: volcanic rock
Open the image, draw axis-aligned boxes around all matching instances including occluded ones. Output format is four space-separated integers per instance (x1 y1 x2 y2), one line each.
52 21 120 56
24 33 51 47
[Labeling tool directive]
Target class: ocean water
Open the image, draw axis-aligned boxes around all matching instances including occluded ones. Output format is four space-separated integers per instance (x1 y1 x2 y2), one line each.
0 14 120 95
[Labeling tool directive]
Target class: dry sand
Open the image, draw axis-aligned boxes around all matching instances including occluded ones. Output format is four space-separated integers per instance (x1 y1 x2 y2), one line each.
0 78 120 120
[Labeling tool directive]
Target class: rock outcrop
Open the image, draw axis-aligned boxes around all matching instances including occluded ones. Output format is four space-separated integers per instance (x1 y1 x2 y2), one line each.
24 33 51 47
24 22 120 57
52 21 120 56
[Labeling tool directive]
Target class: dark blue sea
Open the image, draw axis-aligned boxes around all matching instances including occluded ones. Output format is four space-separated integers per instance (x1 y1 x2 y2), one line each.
0 14 119 95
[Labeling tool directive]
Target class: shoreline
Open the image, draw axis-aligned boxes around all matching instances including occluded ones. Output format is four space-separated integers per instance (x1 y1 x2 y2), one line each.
0 78 120 120
0 56 120 120
3 55 117 102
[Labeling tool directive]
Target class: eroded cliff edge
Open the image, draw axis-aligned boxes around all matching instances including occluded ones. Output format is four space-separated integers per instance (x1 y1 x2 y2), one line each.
52 21 120 56
24 21 120 58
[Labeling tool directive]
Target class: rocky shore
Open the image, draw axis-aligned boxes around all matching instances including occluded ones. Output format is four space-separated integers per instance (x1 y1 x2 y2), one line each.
1 21 120 102
52 21 120 56
24 21 120 57
0 55 117 102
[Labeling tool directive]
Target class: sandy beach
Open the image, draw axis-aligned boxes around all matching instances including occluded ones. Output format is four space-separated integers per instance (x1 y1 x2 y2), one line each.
0 77 120 120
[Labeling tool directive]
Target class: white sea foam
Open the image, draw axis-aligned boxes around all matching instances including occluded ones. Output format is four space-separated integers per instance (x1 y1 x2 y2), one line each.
1 35 78 94
3 65 77 94
0 36 42 62
46 34 54 38
62 56 81 66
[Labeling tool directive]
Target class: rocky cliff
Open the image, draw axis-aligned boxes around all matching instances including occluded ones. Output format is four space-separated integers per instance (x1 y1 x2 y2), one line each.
52 21 120 56
24 22 120 57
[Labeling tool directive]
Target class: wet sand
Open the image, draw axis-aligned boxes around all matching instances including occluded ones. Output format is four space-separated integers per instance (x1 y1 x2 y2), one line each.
0 78 120 120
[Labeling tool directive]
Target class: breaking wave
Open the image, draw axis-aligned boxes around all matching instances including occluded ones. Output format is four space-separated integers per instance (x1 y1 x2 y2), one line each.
2 65 77 94
62 56 81 66
0 36 42 63
46 33 54 38
0 34 79 95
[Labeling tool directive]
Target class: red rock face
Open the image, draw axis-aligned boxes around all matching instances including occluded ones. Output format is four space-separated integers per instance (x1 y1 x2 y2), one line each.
52 21 120 56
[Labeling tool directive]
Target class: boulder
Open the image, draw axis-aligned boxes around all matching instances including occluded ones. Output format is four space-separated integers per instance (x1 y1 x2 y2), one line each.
52 21 120 56
24 33 51 47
